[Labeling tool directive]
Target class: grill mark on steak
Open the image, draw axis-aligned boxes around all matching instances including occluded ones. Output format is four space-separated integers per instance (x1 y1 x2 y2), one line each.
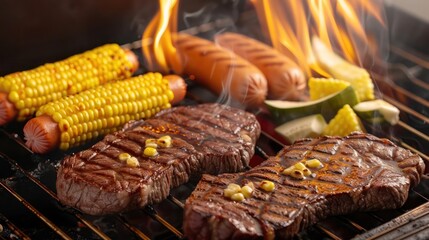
57 103 260 215
183 132 425 239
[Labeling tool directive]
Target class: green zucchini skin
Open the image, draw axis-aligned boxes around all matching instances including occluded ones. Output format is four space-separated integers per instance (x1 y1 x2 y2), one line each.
265 86 359 125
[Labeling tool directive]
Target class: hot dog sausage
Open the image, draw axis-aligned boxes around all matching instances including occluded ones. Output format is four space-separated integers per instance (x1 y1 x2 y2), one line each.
215 32 307 101
0 46 139 126
23 74 187 154
173 33 268 107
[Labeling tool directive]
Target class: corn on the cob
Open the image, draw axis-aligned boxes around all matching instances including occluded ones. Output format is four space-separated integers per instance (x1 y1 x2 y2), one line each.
308 78 353 100
35 72 173 150
328 64 374 101
312 37 375 101
323 104 365 137
0 44 136 122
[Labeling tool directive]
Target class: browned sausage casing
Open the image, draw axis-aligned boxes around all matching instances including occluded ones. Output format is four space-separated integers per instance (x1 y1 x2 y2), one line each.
174 33 268 107
215 32 307 101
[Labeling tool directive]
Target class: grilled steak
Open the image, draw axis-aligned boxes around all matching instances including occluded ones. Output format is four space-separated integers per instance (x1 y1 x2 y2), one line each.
183 132 425 239
56 103 260 215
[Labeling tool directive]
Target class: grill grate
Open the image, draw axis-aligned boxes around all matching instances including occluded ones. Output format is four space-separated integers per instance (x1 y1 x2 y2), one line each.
2 10 429 240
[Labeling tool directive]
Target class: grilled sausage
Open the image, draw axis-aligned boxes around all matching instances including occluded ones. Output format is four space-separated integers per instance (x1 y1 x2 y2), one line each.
173 33 268 107
23 74 187 154
215 32 307 101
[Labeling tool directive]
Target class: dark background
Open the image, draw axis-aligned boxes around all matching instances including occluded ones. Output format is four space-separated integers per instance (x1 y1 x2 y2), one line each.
0 0 427 76
0 0 246 75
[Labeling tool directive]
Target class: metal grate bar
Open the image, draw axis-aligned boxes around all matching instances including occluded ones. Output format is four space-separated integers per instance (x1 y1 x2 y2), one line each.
0 152 112 240
391 46 429 69
0 181 72 240
383 95 429 124
395 224 429 240
339 216 367 232
412 189 429 201
383 76 429 107
353 201 429 240
143 207 184 239
399 142 429 163
397 121 429 143
116 215 151 240
2 151 154 240
0 213 31 240
314 225 342 240
168 195 185 209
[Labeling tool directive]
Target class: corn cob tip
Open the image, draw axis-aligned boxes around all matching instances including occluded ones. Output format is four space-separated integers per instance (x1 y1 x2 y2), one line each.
124 49 140 73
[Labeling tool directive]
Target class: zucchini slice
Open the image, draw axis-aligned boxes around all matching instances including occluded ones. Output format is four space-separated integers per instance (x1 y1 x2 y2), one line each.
275 114 327 143
353 99 400 125
265 85 359 124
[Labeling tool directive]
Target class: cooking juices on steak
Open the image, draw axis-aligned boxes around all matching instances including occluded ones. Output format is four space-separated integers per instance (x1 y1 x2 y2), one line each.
183 132 425 239
56 103 261 215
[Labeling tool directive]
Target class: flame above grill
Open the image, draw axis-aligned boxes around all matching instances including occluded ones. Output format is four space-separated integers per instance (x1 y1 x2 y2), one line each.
142 0 385 78
142 0 180 73
251 0 385 77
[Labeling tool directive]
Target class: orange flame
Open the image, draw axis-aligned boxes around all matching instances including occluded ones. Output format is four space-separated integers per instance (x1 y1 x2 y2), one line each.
143 0 384 77
142 0 181 73
252 0 384 77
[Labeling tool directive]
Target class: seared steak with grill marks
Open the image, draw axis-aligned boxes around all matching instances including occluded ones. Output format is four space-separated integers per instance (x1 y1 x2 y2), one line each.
183 132 425 239
56 103 260 215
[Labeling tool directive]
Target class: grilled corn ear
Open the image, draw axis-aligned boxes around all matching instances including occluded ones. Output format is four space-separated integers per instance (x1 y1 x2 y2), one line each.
0 44 137 122
35 72 173 150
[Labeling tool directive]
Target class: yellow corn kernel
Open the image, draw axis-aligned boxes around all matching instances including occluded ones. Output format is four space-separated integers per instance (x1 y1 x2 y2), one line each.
126 156 140 167
2 44 136 122
305 159 323 169
143 147 158 157
34 72 175 150
323 104 365 137
59 142 70 151
230 193 245 202
240 133 252 143
223 188 238 198
118 153 131 161
145 138 158 148
61 132 71 143
260 180 275 192
290 170 305 180
245 182 254 190
282 166 295 175
241 185 253 199
308 78 351 100
227 183 241 193
302 168 312 177
294 162 306 171
157 135 172 148
328 62 374 101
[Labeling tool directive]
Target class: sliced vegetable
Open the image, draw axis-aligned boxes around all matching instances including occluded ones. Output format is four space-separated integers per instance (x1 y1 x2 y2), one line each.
265 85 359 124
275 114 327 143
308 77 351 100
353 99 400 125
323 104 365 137
312 37 374 101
